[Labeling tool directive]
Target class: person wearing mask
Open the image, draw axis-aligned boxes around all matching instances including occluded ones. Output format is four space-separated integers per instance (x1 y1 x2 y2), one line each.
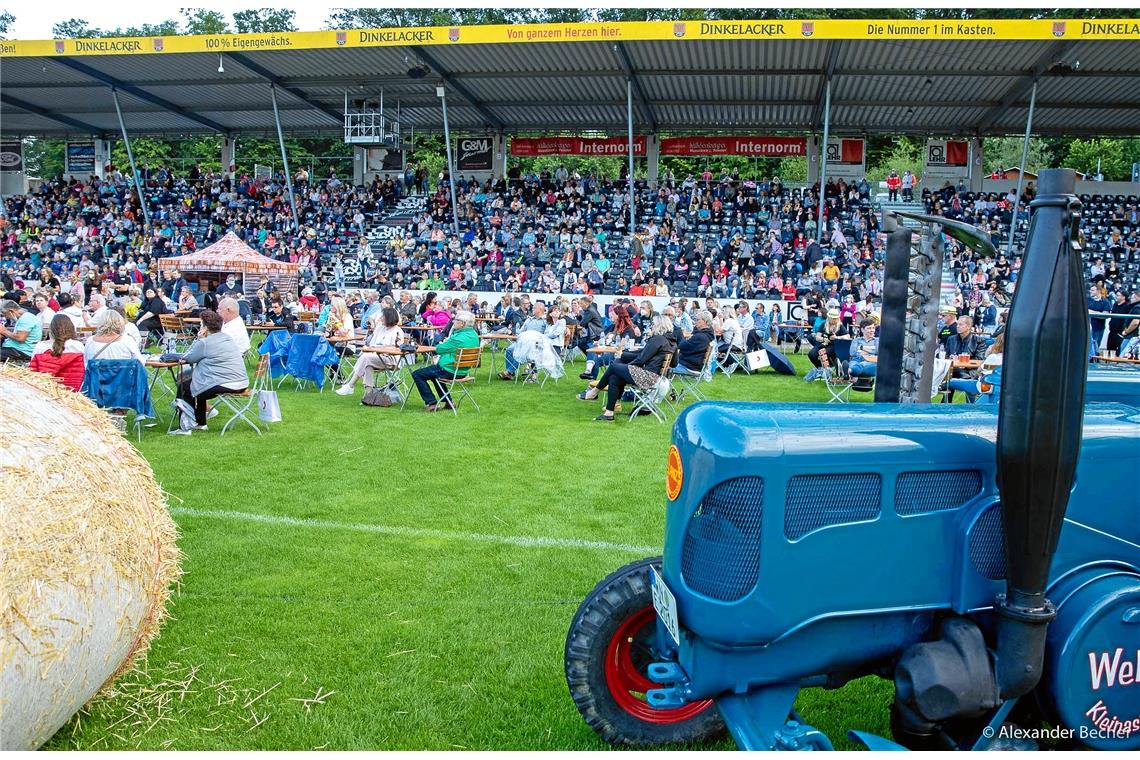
170 309 249 434
29 314 85 391
412 311 480 412
847 319 879 377
218 297 251 354
578 314 677 421
0 299 44 362
216 274 242 298
336 307 405 396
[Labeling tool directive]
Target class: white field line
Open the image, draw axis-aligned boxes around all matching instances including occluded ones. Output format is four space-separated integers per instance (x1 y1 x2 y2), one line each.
171 507 659 555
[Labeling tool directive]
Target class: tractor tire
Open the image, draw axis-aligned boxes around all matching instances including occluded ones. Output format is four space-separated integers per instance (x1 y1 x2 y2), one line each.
564 556 725 746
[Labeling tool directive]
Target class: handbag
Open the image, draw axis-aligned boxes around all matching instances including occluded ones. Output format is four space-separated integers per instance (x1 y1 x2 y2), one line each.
257 389 282 422
361 387 392 407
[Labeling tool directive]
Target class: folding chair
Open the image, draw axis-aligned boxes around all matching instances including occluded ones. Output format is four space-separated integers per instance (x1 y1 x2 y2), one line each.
824 339 854 403
81 358 155 442
436 347 482 416
719 344 751 376
628 352 673 423
668 343 715 409
218 354 269 436
159 314 192 352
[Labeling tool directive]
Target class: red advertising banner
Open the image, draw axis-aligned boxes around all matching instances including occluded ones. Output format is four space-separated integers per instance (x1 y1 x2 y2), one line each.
660 136 807 156
510 136 647 156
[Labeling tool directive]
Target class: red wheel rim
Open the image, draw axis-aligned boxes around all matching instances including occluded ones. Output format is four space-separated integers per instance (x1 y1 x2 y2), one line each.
603 604 714 723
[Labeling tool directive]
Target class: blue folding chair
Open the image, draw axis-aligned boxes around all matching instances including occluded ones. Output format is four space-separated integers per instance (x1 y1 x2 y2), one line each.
81 359 154 441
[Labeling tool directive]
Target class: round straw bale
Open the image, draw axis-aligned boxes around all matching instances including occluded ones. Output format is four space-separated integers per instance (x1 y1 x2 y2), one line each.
0 366 182 750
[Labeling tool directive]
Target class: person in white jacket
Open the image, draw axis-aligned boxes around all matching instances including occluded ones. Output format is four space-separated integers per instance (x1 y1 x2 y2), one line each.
336 307 405 395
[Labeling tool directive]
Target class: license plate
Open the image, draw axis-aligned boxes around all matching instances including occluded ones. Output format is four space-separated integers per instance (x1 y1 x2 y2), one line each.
650 567 680 647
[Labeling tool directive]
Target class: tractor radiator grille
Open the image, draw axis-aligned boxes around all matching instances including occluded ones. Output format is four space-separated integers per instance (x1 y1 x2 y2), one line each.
895 470 983 516
969 503 1007 581
680 477 765 602
784 474 881 540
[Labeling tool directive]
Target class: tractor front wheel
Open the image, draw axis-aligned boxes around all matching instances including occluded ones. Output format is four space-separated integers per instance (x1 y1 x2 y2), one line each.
564 556 725 746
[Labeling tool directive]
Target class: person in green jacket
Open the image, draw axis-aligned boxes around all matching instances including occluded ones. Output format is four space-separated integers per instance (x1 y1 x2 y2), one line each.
413 310 480 412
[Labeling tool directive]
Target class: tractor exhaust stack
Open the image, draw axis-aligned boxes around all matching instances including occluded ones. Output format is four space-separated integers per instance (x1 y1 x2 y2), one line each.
993 168 1088 698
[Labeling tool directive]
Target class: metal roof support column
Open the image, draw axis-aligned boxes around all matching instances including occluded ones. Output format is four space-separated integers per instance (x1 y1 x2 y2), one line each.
438 86 460 236
111 88 150 231
270 84 300 233
1007 80 1038 258
626 78 636 234
815 79 832 244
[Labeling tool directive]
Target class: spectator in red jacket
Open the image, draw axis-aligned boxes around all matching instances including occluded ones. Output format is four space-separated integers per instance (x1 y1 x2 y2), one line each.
29 314 86 391
886 170 902 202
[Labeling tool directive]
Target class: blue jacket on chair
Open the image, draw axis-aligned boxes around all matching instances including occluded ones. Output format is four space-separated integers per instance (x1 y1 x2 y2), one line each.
283 333 340 389
82 359 154 418
259 330 293 378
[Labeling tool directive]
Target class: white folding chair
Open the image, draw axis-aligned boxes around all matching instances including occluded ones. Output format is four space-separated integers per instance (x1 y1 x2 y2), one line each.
628 353 673 423
667 344 715 411
218 355 269 436
719 344 751 376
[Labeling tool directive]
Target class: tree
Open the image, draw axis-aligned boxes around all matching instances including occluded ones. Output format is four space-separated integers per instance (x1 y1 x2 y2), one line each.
982 137 1055 176
51 18 99 38
1064 138 1135 181
181 9 230 35
233 9 297 34
0 11 14 38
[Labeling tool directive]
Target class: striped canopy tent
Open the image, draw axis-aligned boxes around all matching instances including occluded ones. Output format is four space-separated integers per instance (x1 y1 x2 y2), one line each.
156 231 299 296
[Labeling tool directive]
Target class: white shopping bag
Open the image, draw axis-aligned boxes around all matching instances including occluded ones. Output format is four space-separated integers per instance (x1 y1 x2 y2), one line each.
257 390 283 423
745 349 770 372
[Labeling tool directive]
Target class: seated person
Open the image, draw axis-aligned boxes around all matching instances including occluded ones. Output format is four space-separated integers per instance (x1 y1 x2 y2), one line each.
944 314 988 402
808 308 850 369
171 310 249 434
412 311 480 412
0 298 42 362
847 319 879 377
578 314 677 421
29 314 85 391
500 301 551 380
580 304 642 381
336 307 405 396
948 331 1003 404
715 306 745 356
267 299 297 332
83 310 145 365
218 297 251 354
135 286 168 337
675 309 715 372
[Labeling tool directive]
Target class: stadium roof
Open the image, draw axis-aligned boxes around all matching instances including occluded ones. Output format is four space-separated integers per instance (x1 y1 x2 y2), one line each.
2 18 1140 139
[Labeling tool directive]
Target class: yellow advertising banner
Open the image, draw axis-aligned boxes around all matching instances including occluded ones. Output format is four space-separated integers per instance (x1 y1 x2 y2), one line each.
1 19 1138 58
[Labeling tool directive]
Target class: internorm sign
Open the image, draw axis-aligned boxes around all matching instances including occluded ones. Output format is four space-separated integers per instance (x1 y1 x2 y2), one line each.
2 19 1139 58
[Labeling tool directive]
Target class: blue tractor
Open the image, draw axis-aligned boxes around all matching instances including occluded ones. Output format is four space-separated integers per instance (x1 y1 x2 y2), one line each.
565 169 1140 750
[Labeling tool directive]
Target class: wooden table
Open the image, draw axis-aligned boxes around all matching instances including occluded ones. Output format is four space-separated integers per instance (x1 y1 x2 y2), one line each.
586 345 623 356
1093 355 1140 366
952 358 983 370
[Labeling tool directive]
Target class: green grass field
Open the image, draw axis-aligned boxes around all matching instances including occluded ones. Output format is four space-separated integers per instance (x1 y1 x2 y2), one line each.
45 352 894 750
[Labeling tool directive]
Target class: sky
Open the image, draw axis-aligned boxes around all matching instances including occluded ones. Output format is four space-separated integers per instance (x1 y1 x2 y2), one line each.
2 1 333 39
1 0 1110 39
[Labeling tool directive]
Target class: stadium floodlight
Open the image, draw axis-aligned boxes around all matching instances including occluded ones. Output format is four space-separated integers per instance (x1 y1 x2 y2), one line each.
436 86 445 98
